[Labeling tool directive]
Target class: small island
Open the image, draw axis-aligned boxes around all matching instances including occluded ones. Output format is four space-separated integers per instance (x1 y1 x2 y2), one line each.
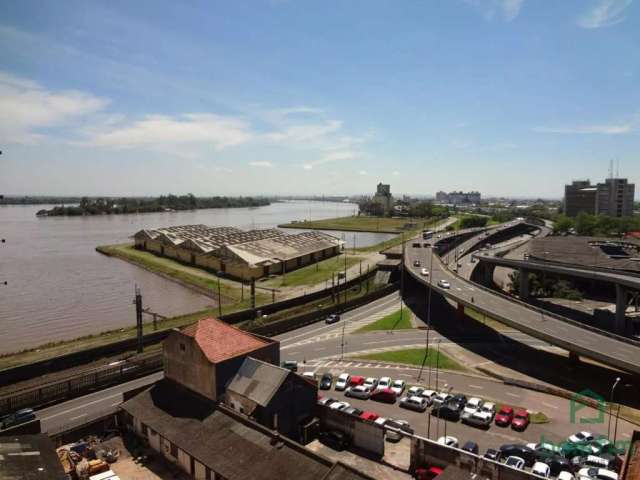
36 194 270 216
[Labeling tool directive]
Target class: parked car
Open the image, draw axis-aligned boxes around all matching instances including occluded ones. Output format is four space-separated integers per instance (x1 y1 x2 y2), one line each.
527 442 564 461
589 438 623 456
438 280 451 289
302 371 316 382
450 393 467 406
325 314 341 324
371 387 397 404
420 268 429 276
484 448 502 462
572 455 617 472
480 402 496 419
561 440 593 459
363 377 379 390
407 386 424 397
329 401 350 411
505 456 526 470
437 436 459 448
335 373 350 391
577 467 618 480
464 397 483 413
511 409 530 431
345 385 372 400
557 471 575 480
348 375 365 387
532 462 551 478
499 444 535 466
569 431 595 444
462 441 479 455
544 456 573 477
391 379 406 395
359 411 379 422
431 403 461 422
432 392 453 406
377 377 392 390
0 408 36 430
414 467 443 480
281 360 298 372
383 419 413 442
319 373 333 390
420 389 437 403
317 396 337 406
462 410 492 429
318 430 348 451
399 396 429 412
343 406 363 418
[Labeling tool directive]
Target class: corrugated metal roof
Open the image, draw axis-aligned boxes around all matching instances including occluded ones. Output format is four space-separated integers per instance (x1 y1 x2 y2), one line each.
226 357 289 407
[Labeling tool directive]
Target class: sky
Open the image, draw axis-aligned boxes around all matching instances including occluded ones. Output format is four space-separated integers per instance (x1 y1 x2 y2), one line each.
0 0 638 198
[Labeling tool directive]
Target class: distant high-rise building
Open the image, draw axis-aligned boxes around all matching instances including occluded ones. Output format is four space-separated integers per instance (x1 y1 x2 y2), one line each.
564 180 597 217
564 178 635 217
435 190 481 205
372 182 394 214
596 178 635 217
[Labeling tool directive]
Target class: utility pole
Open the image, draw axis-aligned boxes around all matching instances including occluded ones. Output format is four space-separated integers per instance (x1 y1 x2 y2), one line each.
340 321 346 361
359 261 362 292
134 286 143 354
217 278 222 317
251 278 256 309
400 233 405 321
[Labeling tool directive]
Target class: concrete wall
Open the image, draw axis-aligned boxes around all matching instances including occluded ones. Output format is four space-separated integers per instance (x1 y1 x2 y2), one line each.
163 330 217 401
318 405 384 457
214 341 279 398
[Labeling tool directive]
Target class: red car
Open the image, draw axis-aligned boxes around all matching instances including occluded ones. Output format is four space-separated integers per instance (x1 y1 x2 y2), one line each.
370 387 397 404
414 466 443 480
511 409 530 431
349 375 365 387
359 411 380 422
495 406 514 427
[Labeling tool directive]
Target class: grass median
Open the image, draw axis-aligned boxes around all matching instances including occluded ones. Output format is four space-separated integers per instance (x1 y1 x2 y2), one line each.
354 347 465 371
355 308 413 333
260 253 361 288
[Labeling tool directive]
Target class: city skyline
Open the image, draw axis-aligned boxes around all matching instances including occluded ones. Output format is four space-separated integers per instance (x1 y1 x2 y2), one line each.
0 0 638 197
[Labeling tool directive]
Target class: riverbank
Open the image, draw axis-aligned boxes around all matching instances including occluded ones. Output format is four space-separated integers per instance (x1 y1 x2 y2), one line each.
278 215 440 234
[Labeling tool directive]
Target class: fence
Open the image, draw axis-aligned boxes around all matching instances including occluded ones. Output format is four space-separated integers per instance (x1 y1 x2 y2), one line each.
0 356 163 415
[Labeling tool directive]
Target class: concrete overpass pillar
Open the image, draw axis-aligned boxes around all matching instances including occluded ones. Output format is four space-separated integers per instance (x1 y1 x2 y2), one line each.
483 265 494 287
519 268 530 300
615 284 627 334
456 302 465 321
568 351 580 364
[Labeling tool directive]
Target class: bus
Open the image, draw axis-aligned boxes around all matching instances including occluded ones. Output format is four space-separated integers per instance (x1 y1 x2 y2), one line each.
422 230 434 240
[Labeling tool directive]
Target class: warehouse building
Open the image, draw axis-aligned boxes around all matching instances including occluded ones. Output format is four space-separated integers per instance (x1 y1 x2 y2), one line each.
133 224 343 280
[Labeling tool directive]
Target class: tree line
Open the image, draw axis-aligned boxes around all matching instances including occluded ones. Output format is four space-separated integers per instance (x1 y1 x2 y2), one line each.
553 212 640 237
36 194 270 216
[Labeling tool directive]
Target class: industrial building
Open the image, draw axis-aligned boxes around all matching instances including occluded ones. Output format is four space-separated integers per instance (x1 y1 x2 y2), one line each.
372 182 394 214
134 224 343 280
564 177 635 217
435 191 481 205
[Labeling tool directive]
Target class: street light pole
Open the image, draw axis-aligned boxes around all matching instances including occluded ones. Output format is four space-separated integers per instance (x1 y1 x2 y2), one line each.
607 377 621 439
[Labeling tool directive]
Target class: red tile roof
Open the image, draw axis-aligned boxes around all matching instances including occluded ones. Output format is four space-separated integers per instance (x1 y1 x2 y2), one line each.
181 318 270 363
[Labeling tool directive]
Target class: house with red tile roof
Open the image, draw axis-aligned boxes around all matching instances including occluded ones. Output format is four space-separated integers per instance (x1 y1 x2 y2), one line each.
163 317 279 401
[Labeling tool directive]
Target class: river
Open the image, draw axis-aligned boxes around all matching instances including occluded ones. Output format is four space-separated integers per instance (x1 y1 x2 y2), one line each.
0 201 394 353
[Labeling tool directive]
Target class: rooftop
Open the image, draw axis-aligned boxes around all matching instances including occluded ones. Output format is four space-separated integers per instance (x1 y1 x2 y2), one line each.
120 380 374 480
0 434 67 480
181 318 272 364
226 357 290 407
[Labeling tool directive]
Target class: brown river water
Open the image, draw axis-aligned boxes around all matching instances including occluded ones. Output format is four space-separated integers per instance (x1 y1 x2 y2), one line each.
0 201 394 353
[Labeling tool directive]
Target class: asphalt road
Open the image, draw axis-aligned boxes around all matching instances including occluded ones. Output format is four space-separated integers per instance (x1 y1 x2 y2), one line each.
404 226 640 375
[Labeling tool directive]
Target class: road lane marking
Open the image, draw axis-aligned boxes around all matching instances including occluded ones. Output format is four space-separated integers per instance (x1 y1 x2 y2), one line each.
505 392 521 398
69 413 88 421
399 373 412 378
41 392 122 420
542 402 559 410
468 384 483 390
111 402 121 407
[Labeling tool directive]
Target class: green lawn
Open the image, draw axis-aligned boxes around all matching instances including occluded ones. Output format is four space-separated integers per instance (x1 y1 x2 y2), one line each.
355 347 465 371
97 244 269 305
355 308 413 333
279 215 438 234
261 254 361 288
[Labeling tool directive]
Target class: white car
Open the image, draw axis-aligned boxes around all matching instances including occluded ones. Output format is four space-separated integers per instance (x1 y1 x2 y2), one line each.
505 456 525 470
420 268 429 276
532 462 551 478
432 392 453 406
462 410 492 428
407 386 424 397
438 280 451 289
374 417 388 428
437 436 459 448
363 377 378 389
480 402 496 418
399 396 428 412
377 377 392 390
328 401 350 411
577 468 618 480
345 385 372 400
391 379 406 395
302 372 316 380
569 431 595 444
335 373 350 391
420 389 437 403
463 397 484 414
557 472 574 480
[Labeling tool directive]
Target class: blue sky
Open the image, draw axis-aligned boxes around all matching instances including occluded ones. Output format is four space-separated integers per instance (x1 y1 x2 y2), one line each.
0 0 638 198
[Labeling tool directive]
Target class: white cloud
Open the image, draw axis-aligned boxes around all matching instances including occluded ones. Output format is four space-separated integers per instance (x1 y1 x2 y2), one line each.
88 113 252 150
276 106 324 116
358 170 368 176
0 71 108 144
577 0 632 29
533 122 635 135
465 0 525 22
213 166 233 173
392 171 400 176
303 164 313 170
249 161 273 168
263 120 342 144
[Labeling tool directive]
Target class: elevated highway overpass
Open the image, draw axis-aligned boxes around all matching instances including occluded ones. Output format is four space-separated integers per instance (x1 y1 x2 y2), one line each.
403 222 640 377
